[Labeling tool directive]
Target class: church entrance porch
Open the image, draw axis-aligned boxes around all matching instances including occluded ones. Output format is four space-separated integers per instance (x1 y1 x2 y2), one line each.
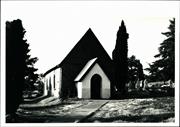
75 58 111 99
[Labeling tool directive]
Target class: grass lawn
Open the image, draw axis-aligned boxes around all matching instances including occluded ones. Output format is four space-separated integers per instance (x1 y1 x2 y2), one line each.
16 97 174 123
84 97 174 122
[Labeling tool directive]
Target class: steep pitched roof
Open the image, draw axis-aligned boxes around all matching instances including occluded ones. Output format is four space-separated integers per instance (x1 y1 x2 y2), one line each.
44 28 113 81
74 57 111 82
74 58 97 82
59 28 112 67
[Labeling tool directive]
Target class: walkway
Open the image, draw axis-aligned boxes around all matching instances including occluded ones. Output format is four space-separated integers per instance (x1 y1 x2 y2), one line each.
17 100 109 123
43 100 109 123
20 96 61 109
66 100 109 123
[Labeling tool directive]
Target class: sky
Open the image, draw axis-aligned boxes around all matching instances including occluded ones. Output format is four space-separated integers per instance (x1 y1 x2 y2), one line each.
1 1 179 74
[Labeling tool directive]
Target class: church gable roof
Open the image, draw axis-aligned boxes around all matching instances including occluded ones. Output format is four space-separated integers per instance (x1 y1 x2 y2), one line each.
59 28 112 67
44 28 113 81
74 57 110 82
74 58 97 82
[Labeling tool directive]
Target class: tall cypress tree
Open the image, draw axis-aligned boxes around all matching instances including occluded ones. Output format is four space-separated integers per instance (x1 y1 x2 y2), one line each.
6 19 38 122
6 19 26 121
112 20 129 95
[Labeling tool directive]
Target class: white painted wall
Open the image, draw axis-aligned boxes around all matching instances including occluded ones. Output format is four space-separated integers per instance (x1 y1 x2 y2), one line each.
54 68 62 97
44 72 52 96
76 63 110 99
76 82 82 98
43 67 62 98
43 78 48 96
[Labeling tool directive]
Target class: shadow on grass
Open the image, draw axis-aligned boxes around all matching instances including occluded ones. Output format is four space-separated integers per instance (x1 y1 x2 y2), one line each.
9 112 175 123
15 113 91 123
83 113 174 122
112 88 175 100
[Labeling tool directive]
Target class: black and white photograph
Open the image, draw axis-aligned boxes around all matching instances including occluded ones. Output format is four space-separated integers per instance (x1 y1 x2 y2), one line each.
1 0 179 126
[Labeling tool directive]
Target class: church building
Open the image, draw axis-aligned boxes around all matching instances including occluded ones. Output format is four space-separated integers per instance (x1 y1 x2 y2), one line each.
43 28 113 99
43 21 128 99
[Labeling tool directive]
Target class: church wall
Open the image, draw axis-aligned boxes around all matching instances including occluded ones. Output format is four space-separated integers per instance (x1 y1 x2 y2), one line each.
76 63 110 99
76 82 82 98
43 67 62 98
54 68 62 97
44 72 52 96
43 78 48 96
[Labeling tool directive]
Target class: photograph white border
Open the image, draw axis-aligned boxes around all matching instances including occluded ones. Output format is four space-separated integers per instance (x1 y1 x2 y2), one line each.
1 0 179 127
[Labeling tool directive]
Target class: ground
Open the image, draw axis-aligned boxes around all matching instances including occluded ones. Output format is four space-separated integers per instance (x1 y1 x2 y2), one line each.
84 97 174 122
16 97 174 123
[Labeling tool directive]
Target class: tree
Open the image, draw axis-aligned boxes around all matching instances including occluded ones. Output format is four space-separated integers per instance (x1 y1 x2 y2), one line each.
112 20 129 95
146 18 175 82
6 19 38 122
127 55 144 89
24 42 39 92
6 19 26 121
34 74 45 96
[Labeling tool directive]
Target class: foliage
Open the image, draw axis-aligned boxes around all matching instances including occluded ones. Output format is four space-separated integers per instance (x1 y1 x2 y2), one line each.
24 45 39 91
127 55 144 88
6 19 39 121
112 20 129 95
146 18 175 82
6 19 26 118
35 74 45 96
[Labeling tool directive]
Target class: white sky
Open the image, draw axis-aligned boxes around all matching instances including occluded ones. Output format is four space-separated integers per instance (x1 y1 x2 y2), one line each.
1 1 179 74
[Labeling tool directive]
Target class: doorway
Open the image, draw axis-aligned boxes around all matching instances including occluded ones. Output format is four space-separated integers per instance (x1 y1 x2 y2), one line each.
91 74 102 99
